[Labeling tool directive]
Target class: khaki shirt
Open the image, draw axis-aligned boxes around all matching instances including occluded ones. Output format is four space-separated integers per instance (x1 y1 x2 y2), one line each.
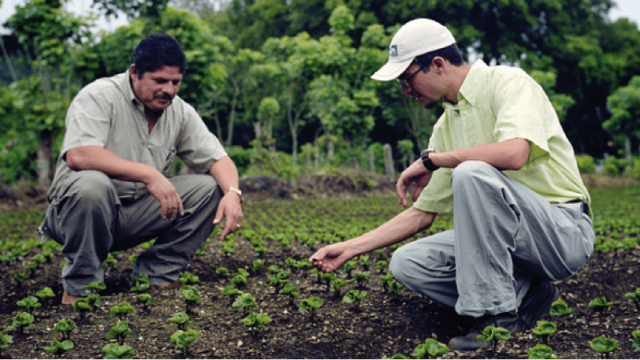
48 70 227 201
414 60 590 214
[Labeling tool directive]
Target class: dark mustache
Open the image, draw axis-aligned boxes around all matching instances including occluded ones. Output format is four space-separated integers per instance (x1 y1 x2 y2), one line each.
156 93 172 100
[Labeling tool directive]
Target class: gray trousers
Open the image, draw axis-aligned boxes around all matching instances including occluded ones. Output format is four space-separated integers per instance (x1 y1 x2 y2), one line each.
389 161 594 317
41 170 221 296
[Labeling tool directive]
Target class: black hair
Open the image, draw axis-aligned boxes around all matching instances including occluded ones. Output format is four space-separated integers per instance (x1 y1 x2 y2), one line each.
414 44 464 68
131 33 187 78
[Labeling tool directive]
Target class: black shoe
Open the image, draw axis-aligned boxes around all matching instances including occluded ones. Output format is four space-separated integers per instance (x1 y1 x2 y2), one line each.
518 279 559 330
448 311 525 351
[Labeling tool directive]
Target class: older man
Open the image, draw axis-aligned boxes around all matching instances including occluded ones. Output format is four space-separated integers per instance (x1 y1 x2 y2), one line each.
41 33 243 304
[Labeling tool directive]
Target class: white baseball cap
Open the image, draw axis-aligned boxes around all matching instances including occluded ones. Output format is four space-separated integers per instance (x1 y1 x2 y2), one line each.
371 18 456 81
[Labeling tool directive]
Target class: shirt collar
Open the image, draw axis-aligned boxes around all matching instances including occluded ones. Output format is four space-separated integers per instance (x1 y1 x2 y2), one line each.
451 59 488 108
121 69 144 111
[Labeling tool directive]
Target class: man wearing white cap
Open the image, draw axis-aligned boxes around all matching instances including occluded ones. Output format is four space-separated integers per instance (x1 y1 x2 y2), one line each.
310 18 594 351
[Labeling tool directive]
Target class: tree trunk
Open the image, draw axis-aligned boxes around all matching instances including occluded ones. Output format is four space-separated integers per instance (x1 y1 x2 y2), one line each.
37 129 54 188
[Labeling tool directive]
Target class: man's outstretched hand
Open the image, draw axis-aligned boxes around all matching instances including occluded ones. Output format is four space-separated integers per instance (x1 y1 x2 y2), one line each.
309 243 353 273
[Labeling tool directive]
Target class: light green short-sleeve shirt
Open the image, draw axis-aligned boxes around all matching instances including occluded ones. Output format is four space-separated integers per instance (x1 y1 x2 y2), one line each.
48 70 227 201
414 60 590 214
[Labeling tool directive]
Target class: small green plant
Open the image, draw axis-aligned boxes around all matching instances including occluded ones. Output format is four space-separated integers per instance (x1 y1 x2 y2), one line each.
549 298 574 326
267 270 290 294
230 273 248 287
53 319 76 340
350 271 370 287
233 292 257 316
169 312 191 330
331 278 348 298
344 259 357 278
84 281 106 294
109 301 135 321
87 293 102 307
375 260 388 273
267 264 280 274
215 267 230 277
0 334 12 355
72 298 93 321
631 330 640 352
299 297 323 323
178 271 199 285
170 329 199 354
279 282 300 305
532 321 557 344
102 343 134 359
295 258 312 269
388 280 405 300
380 272 395 292
588 297 613 314
105 321 130 345
343 289 367 311
321 272 336 292
137 293 152 311
221 286 242 306
358 254 370 270
372 247 386 257
252 259 265 273
17 296 41 314
103 253 117 271
588 335 619 358
242 312 273 336
180 285 200 312
36 287 56 305
411 338 449 358
11 312 34 337
128 254 138 264
284 257 297 269
130 274 150 293
44 339 73 358
477 326 511 353
527 344 559 359
624 288 640 311
311 268 322 284
24 261 38 276
13 272 29 288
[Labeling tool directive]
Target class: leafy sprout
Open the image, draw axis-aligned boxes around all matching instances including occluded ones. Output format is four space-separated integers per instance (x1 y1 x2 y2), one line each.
252 259 265 273
350 271 370 287
631 330 640 352
137 293 152 311
295 258 312 269
527 344 560 359
0 334 12 353
16 296 41 314
102 343 134 359
11 312 34 337
375 260 388 273
36 286 56 303
343 259 357 278
233 292 257 316
44 340 73 358
380 272 395 292
72 298 93 322
215 267 230 277
180 285 200 312
242 312 273 336
477 326 511 353
109 301 135 321
168 312 191 330
358 254 370 270
549 299 574 327
170 329 199 352
588 335 619 358
221 286 242 306
388 280 405 300
84 281 106 294
321 272 336 292
624 288 640 311
105 321 130 345
531 321 557 344
411 338 449 358
178 271 199 285
299 297 323 323
279 282 300 305
130 275 150 293
588 296 613 314
331 278 348 298
13 272 29 288
53 319 76 340
343 289 367 311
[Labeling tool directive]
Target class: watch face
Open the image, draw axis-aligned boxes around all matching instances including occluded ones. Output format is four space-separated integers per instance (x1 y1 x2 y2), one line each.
420 149 430 160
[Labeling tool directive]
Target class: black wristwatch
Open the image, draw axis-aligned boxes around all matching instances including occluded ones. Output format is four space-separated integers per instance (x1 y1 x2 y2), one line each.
420 149 439 172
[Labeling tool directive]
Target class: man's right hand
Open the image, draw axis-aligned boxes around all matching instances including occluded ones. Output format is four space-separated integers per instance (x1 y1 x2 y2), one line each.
145 171 183 220
396 159 432 208
309 243 353 273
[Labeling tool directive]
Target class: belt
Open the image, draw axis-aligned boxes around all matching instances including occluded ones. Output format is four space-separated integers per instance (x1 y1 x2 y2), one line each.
567 200 589 215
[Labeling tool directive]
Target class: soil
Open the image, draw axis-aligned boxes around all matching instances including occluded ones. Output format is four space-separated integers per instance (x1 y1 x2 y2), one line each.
0 174 639 359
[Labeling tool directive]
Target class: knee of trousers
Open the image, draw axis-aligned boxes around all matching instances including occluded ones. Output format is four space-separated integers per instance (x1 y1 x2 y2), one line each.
65 171 118 206
450 161 498 191
389 245 420 289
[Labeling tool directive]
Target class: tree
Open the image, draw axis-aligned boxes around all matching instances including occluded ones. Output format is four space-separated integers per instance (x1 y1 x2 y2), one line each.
605 76 640 156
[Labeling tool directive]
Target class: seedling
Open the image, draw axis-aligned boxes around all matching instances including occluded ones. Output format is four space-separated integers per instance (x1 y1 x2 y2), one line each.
105 321 130 345
72 298 93 322
137 293 152 312
372 247 386 257
268 264 281 274
631 330 640 352
103 253 117 273
130 274 150 293
53 319 76 340
527 344 559 359
343 289 367 311
388 354 407 359
32 254 47 264
331 278 348 298
233 292 257 316
102 343 134 359
215 267 230 278
531 321 557 344
17 295 41 314
411 338 449 358
14 272 29 288
169 312 191 330
36 287 56 305
477 326 510 353
252 259 264 273
549 299 574 326
170 329 199 355
311 268 322 284
624 288 640 311
285 257 297 270
84 281 106 294
11 312 34 337
295 258 312 269
350 271 370 287
128 254 138 263
221 286 242 306
375 260 388 273
588 335 619 358
0 334 12 356
380 272 395 292
87 293 102 307
588 297 613 314
178 271 199 285
344 259 357 278
180 285 200 312
44 340 73 358
267 270 290 294
359 254 370 270
109 301 135 321
321 272 336 292
24 261 38 276
242 312 273 336
388 280 405 301
299 297 323 323
279 282 300 305
230 273 248 287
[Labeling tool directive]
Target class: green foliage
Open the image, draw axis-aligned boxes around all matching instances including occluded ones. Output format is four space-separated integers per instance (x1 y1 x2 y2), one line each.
137 293 152 306
36 287 56 301
233 292 257 316
12 312 34 334
605 76 640 149
575 154 596 174
528 344 559 359
85 281 106 294
102 343 134 359
170 329 199 350
180 285 200 311
0 334 12 349
43 339 73 357
53 319 76 340
279 282 300 305
105 321 130 345
221 286 242 306
178 271 199 285
331 278 348 297
241 312 272 335
252 259 265 273
632 330 640 352
109 301 135 320
72 298 93 320
343 289 367 310
299 297 323 322
215 267 230 277
412 338 449 358
624 288 640 311
588 296 613 314
477 326 511 353
531 321 557 344
16 295 41 314
550 298 574 326
168 312 190 330
588 335 619 355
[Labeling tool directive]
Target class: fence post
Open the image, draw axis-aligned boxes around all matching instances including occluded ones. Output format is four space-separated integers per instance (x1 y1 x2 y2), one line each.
383 143 394 176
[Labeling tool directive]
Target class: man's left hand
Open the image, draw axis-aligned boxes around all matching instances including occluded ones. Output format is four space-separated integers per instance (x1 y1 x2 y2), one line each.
396 159 433 208
213 191 243 238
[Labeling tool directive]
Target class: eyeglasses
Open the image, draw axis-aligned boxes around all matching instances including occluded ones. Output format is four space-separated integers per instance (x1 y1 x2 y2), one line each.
397 64 427 87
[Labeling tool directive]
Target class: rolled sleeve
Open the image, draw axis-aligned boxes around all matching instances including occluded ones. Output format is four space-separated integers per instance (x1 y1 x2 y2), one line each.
176 104 227 174
60 87 111 157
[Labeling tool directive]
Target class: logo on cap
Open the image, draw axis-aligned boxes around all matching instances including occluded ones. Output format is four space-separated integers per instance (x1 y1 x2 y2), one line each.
389 45 398 58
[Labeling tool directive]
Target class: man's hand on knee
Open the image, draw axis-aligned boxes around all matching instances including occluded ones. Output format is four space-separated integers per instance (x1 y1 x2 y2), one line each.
145 172 184 220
